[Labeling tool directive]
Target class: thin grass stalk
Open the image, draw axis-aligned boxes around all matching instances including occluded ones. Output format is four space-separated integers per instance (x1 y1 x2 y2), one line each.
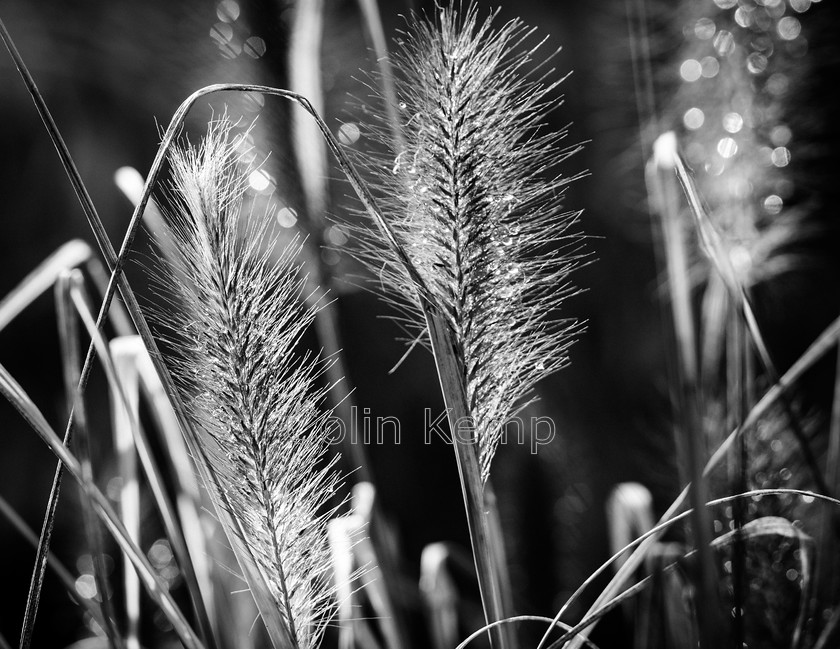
0 494 108 633
289 7 414 644
17 271 122 649
646 135 721 647
0 21 368 636
543 502 821 649
456 616 600 649
726 308 748 648
69 285 218 649
130 340 220 641
288 0 378 487
668 138 830 496
0 20 421 636
0 362 205 649
425 311 512 649
557 312 840 649
56 271 125 649
814 604 840 649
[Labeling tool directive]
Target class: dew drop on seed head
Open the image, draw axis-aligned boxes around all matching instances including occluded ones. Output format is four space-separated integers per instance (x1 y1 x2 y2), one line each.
392 151 405 174
535 360 545 371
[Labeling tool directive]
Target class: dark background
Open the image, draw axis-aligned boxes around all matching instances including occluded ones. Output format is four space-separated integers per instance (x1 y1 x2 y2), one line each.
1 0 837 647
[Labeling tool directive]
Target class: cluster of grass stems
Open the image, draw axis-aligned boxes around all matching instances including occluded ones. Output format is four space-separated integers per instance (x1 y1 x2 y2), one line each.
1 2 839 649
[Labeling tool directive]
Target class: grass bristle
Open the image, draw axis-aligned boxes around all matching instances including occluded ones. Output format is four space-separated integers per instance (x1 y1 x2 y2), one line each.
152 116 344 649
355 5 584 481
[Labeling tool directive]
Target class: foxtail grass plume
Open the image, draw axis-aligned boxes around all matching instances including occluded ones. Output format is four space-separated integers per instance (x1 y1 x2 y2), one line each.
355 5 584 481
152 117 342 649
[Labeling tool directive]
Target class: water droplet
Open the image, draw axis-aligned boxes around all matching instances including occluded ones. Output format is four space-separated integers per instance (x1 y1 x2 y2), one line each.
717 137 738 159
326 225 348 246
747 52 768 75
276 207 298 228
679 59 702 82
337 122 361 146
778 16 802 40
392 151 405 174
770 124 792 146
780 467 793 481
321 249 341 266
722 112 743 133
216 0 240 22
535 360 545 371
210 22 234 45
734 6 753 28
771 146 791 167
700 56 720 78
244 36 266 58
766 73 789 96
714 30 736 56
149 539 174 568
75 574 98 600
694 18 716 40
398 101 407 111
683 107 705 130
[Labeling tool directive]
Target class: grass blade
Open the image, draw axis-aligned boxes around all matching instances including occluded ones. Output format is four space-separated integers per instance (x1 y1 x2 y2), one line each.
664 133 830 496
420 543 471 649
0 240 91 333
69 290 218 649
646 133 722 647
53 270 124 649
129 338 220 642
558 312 840 649
425 310 513 649
0 494 108 634
107 338 142 649
0 362 205 649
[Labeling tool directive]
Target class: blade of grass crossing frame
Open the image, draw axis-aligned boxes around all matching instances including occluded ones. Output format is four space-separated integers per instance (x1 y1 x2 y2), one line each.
0 361 205 649
0 494 109 636
16 272 121 649
647 133 722 648
55 270 124 648
557 313 840 649
666 135 830 495
70 293 217 648
1 28 425 637
130 339 220 641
